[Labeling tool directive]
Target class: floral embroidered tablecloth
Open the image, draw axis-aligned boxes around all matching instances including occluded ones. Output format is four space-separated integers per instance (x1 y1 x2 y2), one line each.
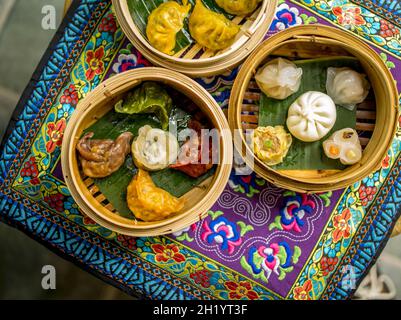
1 0 401 300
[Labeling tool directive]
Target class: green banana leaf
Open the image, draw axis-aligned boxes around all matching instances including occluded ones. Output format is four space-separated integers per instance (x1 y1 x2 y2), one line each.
127 0 234 55
83 108 215 219
258 56 366 170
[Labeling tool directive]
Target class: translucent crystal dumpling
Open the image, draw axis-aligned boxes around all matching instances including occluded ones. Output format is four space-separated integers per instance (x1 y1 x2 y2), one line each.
255 58 303 100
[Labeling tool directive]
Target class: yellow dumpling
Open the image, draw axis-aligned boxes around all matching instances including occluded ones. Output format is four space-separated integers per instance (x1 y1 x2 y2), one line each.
215 0 262 15
127 169 185 222
253 126 292 166
189 0 240 51
146 1 191 55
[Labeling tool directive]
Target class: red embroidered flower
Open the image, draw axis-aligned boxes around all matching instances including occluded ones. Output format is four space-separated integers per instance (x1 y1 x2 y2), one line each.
382 154 390 169
60 84 78 106
359 185 377 206
293 280 312 300
21 156 40 185
224 281 259 300
152 244 185 263
44 193 65 212
83 215 97 225
332 208 352 243
46 119 66 153
85 47 105 81
332 6 365 27
99 13 117 33
190 269 212 288
117 235 137 250
379 19 399 38
320 256 339 276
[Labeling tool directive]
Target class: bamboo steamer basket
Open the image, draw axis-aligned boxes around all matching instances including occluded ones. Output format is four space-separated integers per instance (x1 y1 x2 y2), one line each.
61 68 233 236
228 25 399 193
112 0 278 77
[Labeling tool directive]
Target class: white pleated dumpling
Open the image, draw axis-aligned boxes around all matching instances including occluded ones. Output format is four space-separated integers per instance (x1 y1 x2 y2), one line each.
286 91 337 142
326 67 370 110
255 58 303 100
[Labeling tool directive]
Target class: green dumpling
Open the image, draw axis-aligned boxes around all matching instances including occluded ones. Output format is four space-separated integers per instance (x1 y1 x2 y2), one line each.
115 82 173 130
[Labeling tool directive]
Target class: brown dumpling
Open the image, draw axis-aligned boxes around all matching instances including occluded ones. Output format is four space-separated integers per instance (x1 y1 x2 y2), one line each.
76 132 133 178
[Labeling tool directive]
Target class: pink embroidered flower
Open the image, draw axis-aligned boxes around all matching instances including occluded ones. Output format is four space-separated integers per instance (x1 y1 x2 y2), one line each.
333 6 365 27
202 217 242 254
112 53 150 74
280 194 316 233
258 244 281 272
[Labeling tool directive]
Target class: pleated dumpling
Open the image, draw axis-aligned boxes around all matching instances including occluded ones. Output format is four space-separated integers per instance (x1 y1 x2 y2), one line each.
326 67 370 110
215 0 262 15
189 0 240 51
127 169 185 222
146 1 191 55
286 91 337 142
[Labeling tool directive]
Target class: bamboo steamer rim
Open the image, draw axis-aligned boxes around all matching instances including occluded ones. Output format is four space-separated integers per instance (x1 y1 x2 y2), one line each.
228 25 399 193
61 67 233 236
112 0 279 77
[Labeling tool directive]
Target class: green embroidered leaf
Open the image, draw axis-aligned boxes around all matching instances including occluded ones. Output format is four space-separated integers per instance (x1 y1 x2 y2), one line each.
253 252 264 268
300 14 318 25
283 190 296 197
208 210 224 220
176 233 194 242
268 215 283 231
237 221 254 237
292 246 302 264
255 178 266 187
247 186 260 198
319 191 333 207
277 246 288 266
278 266 294 281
